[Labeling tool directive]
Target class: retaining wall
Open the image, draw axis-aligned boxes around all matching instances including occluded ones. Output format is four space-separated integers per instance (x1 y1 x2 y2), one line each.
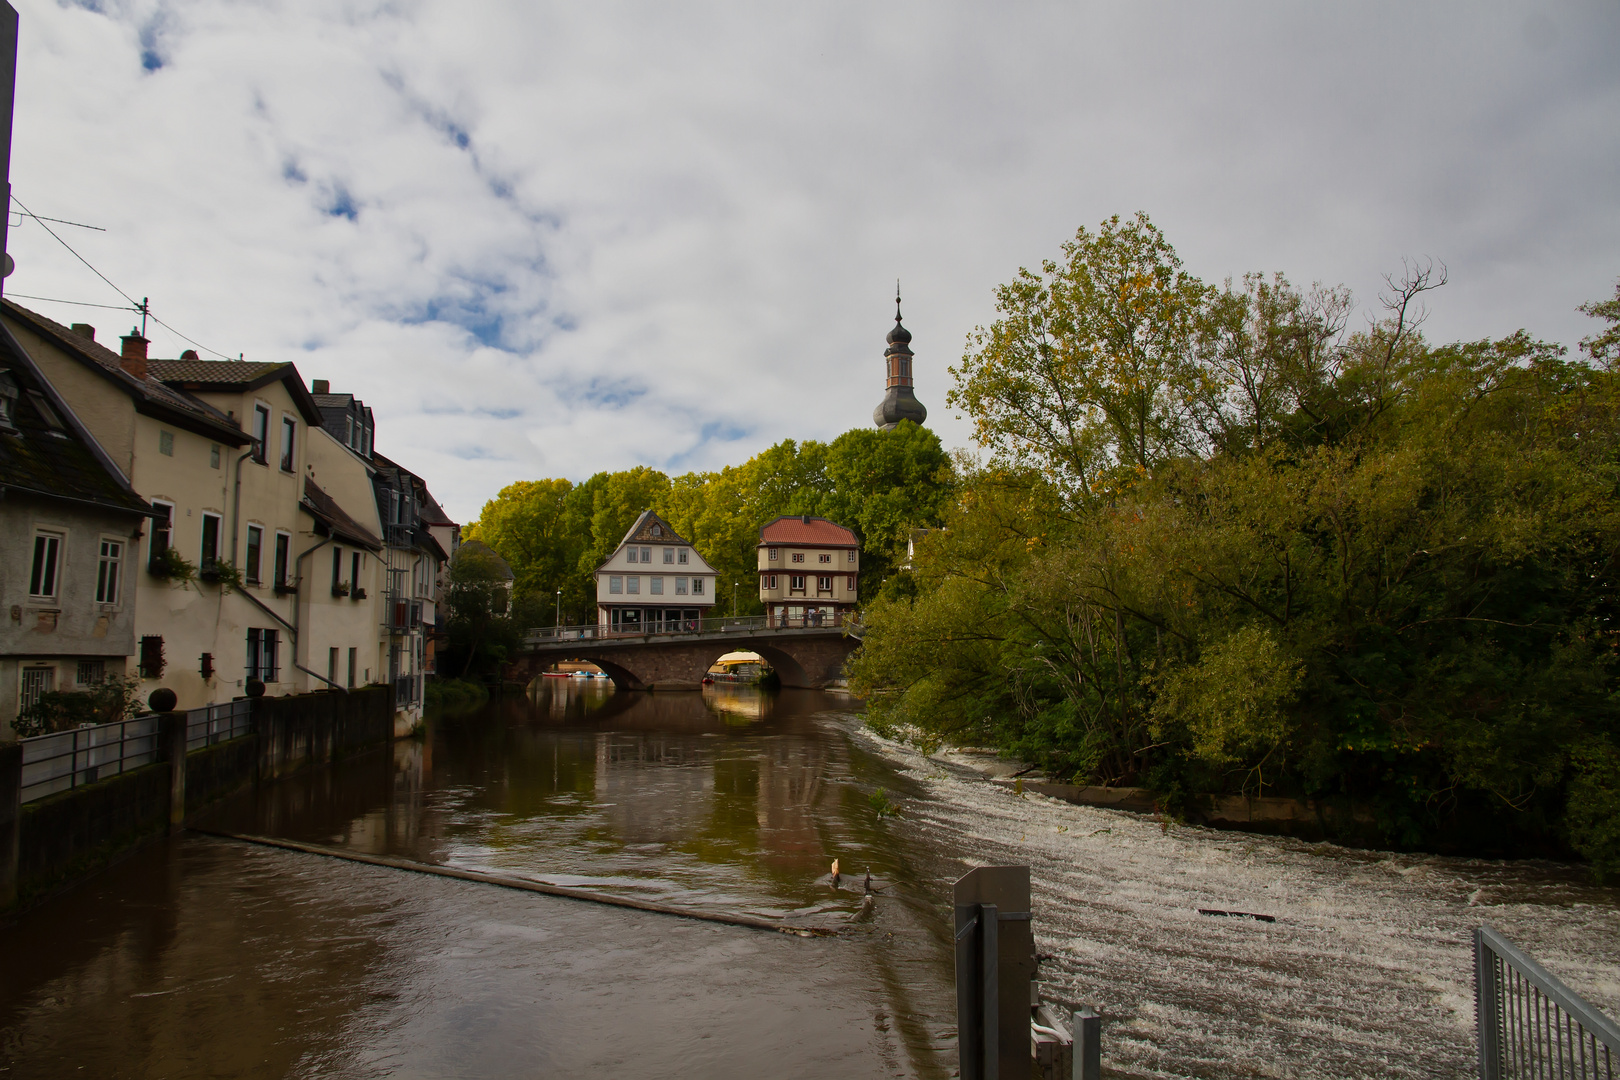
0 684 395 909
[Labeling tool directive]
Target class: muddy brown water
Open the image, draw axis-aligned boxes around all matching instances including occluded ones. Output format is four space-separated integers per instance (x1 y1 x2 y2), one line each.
0 684 961 1079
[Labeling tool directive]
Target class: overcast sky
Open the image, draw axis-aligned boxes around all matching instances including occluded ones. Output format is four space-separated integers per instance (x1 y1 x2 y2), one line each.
8 1 1618 523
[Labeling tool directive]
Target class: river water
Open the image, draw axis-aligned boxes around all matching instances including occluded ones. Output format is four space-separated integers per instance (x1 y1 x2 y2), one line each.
4 683 1619 1079
0 684 961 1079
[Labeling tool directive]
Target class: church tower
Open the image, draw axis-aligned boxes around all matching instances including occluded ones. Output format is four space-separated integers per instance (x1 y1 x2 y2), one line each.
872 286 927 430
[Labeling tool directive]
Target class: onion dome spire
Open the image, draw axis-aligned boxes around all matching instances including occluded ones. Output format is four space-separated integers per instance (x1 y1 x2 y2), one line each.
873 281 927 430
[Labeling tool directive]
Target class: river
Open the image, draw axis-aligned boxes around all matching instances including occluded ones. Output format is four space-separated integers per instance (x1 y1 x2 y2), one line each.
3 682 1618 1079
0 684 960 1079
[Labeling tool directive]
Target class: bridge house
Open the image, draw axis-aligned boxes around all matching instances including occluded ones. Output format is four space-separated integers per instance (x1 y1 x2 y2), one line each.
758 515 859 628
595 511 717 633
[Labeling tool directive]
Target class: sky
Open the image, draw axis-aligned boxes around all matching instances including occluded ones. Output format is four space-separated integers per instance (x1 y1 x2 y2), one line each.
6 1 1619 524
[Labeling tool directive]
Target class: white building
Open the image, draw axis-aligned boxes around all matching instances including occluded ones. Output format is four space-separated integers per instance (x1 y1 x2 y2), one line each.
594 511 716 633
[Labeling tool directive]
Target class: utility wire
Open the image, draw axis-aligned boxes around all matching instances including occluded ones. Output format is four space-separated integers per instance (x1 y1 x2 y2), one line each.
8 206 105 231
10 195 237 361
5 291 140 312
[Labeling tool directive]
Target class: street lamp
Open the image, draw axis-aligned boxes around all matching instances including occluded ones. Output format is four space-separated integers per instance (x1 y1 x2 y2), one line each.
555 588 561 630
733 581 740 618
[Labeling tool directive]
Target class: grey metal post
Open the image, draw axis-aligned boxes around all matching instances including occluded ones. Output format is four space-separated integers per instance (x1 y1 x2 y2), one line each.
0 740 20 908
162 712 186 829
1072 1006 1100 1080
0 1 17 300
1474 927 1501 1080
980 903 999 1078
954 866 1033 1080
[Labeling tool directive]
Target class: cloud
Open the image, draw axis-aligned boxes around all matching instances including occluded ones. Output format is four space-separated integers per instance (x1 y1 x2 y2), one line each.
8 1 1619 523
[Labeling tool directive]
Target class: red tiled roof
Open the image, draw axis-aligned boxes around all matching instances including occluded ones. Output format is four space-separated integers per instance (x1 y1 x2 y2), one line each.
758 516 858 547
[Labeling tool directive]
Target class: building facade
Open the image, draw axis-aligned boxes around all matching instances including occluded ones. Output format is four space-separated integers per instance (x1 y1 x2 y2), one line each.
0 323 154 737
595 511 716 632
757 515 859 627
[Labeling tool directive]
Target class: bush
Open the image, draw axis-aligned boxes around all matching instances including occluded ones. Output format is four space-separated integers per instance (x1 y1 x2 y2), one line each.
425 677 489 716
14 676 143 738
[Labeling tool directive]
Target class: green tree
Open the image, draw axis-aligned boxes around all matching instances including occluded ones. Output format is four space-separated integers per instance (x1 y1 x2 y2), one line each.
442 544 519 678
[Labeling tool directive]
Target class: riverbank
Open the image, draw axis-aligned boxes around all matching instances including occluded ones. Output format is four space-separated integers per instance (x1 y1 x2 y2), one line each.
851 726 1620 1080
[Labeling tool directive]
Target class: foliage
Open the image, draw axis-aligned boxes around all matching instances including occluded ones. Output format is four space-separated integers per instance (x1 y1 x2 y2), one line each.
148 546 196 586
853 213 1620 869
439 544 519 679
464 423 954 626
202 559 246 594
424 677 490 717
1578 279 1620 367
14 677 144 738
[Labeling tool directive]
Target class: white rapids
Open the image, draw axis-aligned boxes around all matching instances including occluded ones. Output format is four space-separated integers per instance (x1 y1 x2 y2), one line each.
854 728 1620 1080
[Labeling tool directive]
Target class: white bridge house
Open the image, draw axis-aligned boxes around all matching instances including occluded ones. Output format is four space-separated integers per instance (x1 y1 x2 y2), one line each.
595 510 717 634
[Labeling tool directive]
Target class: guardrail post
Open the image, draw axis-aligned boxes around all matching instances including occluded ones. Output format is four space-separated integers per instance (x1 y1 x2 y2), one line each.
1474 927 1501 1080
0 741 20 908
1072 1006 1100 1080
161 712 186 830
954 866 1033 1080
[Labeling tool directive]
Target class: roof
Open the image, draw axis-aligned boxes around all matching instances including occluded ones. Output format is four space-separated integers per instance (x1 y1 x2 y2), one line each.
0 322 157 520
2 300 251 446
147 358 323 426
619 509 690 546
758 515 859 548
419 489 456 527
301 476 382 550
312 392 356 408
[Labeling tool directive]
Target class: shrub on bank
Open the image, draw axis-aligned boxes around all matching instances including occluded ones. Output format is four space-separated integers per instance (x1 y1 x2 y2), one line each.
425 678 489 715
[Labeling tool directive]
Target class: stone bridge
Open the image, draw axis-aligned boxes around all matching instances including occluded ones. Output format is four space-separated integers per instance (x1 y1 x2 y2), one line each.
506 626 861 691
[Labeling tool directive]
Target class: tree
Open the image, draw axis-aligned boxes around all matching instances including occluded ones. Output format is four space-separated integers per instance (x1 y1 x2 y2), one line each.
442 544 519 678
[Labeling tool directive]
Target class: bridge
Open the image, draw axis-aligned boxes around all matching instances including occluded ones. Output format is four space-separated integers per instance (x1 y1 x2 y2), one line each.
507 616 863 691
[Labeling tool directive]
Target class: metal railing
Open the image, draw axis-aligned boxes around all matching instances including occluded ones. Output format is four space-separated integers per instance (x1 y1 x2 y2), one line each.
521 612 860 645
18 715 164 804
1476 924 1619 1079
185 699 253 752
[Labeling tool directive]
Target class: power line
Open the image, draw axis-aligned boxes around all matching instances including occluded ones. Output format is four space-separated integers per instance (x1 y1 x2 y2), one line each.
10 195 237 361
8 206 105 231
5 291 140 312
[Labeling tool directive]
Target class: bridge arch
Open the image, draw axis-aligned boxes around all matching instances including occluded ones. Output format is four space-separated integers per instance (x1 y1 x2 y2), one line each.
507 628 858 692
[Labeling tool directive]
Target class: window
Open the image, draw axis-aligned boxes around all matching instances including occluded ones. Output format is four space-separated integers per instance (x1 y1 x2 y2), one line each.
139 635 165 678
674 577 688 595
765 574 778 589
768 548 777 562
29 531 62 599
245 527 263 585
625 547 638 564
210 443 220 469
347 647 357 688
280 415 295 472
0 370 16 431
817 575 833 593
847 550 856 563
790 575 806 593
609 576 623 594
678 549 689 565
200 653 214 680
345 416 354 446
332 546 344 591
663 547 674 564
20 667 54 712
641 548 651 562
819 553 831 564
159 430 174 456
77 660 105 686
328 647 339 685
627 576 640 595
246 628 279 681
351 551 362 597
274 533 290 587
691 577 703 595
650 577 663 595
791 552 804 563
150 501 173 569
96 539 122 603
200 513 221 568
847 575 856 590
252 405 270 463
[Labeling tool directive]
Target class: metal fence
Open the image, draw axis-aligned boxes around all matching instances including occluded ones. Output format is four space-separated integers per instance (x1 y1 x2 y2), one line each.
18 714 164 804
184 699 253 752
1476 924 1619 1079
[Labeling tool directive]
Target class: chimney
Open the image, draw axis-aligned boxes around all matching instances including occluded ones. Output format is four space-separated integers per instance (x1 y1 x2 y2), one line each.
180 349 199 360
312 379 330 394
119 328 149 381
70 323 95 341
801 514 812 525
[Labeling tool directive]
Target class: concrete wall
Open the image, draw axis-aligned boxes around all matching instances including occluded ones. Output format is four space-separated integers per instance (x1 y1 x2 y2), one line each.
0 684 395 910
0 489 141 737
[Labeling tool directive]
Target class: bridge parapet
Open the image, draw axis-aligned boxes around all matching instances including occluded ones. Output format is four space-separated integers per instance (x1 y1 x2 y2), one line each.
522 613 860 647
